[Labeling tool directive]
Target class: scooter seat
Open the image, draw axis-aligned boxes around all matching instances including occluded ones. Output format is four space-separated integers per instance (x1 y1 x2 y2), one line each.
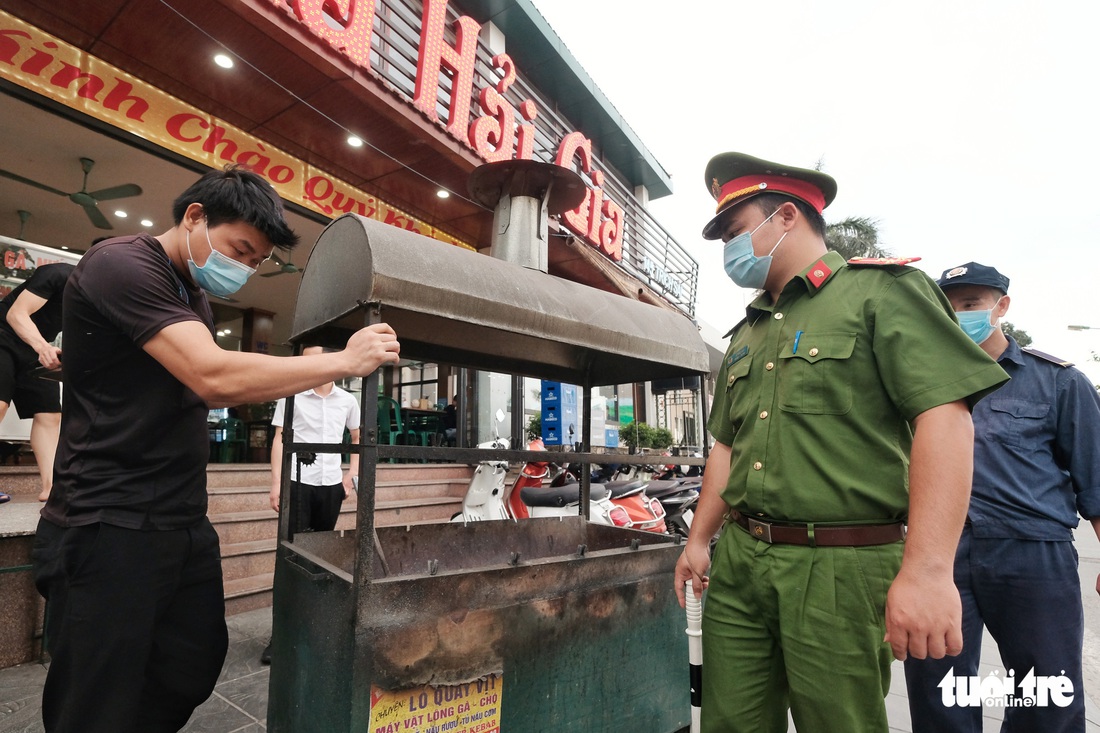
520 481 609 507
603 479 647 499
644 479 699 499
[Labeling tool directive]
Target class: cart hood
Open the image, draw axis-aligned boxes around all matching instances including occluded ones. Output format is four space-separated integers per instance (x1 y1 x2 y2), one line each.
291 215 708 385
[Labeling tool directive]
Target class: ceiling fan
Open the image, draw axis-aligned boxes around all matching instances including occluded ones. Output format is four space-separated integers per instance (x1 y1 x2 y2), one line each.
0 157 142 230
261 252 304 277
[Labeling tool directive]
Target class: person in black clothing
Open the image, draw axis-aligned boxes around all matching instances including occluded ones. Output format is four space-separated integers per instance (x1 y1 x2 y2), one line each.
0 262 75 501
442 393 458 445
32 165 401 733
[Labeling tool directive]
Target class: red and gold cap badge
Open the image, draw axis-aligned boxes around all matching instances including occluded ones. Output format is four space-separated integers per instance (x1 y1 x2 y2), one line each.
702 152 838 240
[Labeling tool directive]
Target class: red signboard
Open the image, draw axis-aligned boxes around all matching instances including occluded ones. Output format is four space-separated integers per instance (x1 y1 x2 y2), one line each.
280 0 624 261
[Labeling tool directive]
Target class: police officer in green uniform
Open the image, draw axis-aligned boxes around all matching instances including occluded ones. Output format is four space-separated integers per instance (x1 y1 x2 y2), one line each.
674 152 1009 733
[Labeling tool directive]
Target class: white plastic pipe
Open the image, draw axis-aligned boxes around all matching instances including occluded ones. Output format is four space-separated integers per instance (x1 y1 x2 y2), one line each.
685 579 703 733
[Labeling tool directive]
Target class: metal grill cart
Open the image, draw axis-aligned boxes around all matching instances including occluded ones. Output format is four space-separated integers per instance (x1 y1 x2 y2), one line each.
268 202 710 732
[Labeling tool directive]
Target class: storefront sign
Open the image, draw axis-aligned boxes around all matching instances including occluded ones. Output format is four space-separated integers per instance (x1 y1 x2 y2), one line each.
369 675 502 733
1 243 38 282
0 235 81 298
0 10 473 250
641 255 685 301
277 0 624 261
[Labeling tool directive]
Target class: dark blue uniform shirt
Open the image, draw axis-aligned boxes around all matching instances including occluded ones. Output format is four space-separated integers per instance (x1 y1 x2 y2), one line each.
969 336 1100 540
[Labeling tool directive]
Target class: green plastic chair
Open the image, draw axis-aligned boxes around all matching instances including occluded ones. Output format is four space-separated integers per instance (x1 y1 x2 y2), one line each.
408 414 443 448
377 398 409 461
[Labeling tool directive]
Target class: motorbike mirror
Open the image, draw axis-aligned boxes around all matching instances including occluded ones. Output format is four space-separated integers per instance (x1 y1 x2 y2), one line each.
495 408 506 424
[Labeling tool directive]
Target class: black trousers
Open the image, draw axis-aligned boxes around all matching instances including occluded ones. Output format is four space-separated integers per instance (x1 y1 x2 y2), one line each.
289 480 344 534
32 518 229 733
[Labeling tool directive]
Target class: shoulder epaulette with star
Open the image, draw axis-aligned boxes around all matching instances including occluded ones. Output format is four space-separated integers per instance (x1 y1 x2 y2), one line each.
846 256 922 267
1022 347 1074 368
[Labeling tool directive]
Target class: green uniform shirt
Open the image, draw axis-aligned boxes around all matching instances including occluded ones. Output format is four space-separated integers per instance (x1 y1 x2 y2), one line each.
708 251 1009 524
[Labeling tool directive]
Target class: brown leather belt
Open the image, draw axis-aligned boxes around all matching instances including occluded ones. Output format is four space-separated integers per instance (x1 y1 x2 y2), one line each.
728 510 905 547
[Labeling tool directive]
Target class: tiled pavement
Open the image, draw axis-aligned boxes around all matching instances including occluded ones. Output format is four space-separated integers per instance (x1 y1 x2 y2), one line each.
0 608 272 733
4 528 1100 732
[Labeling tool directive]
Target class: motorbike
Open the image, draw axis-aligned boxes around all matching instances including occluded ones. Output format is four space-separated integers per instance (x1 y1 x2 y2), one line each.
451 434 512 522
641 476 700 539
451 419 627 526
603 452 701 539
651 450 705 539
557 462 668 534
653 448 703 481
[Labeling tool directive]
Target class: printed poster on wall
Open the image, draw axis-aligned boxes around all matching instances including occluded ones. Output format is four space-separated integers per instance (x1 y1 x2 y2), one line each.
0 238 81 299
369 675 501 733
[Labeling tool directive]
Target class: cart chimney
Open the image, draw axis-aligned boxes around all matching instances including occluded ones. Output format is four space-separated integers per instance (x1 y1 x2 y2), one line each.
468 161 587 272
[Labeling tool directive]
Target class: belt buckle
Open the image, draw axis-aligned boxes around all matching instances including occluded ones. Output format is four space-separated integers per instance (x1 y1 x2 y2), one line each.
747 517 773 543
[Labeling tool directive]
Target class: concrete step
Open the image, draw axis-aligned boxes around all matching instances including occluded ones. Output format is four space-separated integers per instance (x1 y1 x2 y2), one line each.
205 464 274 489
372 495 464 525
1 461 474 499
206 477 470 515
207 486 272 515
220 538 277 583
211 510 278 546
0 464 45 498
371 472 474 496
376 464 472 482
0 463 274 498
223 573 273 616
210 495 465 541
210 484 464 519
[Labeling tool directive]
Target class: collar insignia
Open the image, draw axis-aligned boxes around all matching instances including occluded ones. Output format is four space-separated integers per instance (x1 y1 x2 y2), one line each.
807 259 832 288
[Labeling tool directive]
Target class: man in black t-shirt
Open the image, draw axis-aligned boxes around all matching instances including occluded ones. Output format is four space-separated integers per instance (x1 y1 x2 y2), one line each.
442 393 459 445
0 262 75 502
32 166 401 733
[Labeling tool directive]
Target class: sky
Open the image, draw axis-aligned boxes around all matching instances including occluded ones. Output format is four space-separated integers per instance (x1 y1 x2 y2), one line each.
530 0 1100 385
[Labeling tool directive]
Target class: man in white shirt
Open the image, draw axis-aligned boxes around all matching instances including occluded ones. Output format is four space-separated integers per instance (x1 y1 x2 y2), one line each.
263 345 361 665
268 345 361 534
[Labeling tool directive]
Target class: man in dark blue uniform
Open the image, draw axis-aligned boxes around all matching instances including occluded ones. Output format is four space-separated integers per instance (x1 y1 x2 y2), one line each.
905 261 1100 732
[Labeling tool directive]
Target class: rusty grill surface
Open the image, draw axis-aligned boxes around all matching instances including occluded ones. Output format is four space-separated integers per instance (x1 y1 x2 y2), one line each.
286 519 680 688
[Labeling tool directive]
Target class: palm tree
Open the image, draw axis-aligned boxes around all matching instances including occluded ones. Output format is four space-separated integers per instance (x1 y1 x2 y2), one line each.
813 156 890 261
1002 322 1032 347
825 216 891 260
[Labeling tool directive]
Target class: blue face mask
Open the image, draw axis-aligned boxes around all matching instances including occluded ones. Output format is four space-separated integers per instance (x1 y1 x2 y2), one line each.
723 208 788 290
186 223 256 297
956 309 997 344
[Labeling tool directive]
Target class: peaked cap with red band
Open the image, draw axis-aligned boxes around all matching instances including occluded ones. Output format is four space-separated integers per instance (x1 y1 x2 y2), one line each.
702 152 838 240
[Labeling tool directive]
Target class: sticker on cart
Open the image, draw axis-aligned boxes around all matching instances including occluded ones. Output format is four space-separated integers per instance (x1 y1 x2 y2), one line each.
369 674 502 733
